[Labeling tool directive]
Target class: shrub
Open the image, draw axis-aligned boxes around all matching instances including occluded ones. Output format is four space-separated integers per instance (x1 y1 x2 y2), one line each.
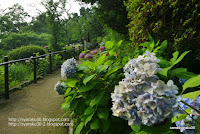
125 0 200 73
0 32 50 50
7 45 46 60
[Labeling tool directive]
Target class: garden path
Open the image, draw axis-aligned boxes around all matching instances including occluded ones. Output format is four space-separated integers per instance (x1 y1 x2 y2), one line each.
0 59 82 134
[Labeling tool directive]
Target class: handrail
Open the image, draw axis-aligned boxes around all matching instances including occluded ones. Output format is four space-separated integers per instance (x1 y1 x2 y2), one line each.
0 45 85 99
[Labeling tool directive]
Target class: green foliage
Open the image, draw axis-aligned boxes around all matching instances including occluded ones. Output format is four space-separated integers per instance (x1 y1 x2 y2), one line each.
125 0 200 73
0 32 50 50
0 67 5 93
7 45 46 60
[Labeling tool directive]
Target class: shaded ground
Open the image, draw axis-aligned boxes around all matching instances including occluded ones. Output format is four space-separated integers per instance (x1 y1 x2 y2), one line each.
0 68 69 134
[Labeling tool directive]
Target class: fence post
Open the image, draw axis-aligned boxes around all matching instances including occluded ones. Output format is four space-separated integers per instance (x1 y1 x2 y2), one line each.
33 53 37 83
73 47 75 58
49 50 52 74
4 56 9 99
64 48 67 60
79 46 81 55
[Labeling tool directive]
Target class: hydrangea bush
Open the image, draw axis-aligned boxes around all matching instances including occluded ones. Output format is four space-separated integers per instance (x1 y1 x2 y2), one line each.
111 50 182 126
61 58 77 79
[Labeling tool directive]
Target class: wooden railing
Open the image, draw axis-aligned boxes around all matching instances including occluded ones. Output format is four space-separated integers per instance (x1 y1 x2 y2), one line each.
0 45 84 99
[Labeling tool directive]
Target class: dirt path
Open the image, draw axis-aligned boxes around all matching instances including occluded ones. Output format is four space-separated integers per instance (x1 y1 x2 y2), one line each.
0 68 69 134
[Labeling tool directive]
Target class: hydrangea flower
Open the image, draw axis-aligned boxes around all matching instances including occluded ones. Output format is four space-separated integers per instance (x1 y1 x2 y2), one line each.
111 50 182 126
175 97 200 133
44 45 48 49
179 78 187 86
85 54 92 59
54 81 65 95
91 50 97 54
79 53 85 59
99 46 105 53
61 58 77 79
87 50 91 53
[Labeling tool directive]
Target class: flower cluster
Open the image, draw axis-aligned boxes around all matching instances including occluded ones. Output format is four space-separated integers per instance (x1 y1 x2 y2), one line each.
85 53 92 59
99 46 105 53
54 81 66 95
111 50 182 126
79 53 85 59
91 50 97 54
61 58 77 79
175 97 200 133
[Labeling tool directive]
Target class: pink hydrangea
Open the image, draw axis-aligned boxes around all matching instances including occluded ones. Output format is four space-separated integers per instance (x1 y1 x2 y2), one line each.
99 46 105 53
87 50 91 53
91 50 97 54
85 54 92 59
44 45 48 49
79 53 85 59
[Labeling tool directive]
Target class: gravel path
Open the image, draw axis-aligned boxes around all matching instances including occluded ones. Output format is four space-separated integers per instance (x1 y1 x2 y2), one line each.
0 68 68 134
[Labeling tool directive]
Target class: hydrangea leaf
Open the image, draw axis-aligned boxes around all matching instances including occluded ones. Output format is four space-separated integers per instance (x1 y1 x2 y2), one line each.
66 78 78 87
182 90 200 100
122 56 129 66
78 65 90 71
130 124 140 132
90 119 100 130
171 113 187 123
104 66 122 79
97 110 109 120
170 51 179 63
90 92 104 107
195 116 200 134
183 74 200 90
158 66 172 77
169 68 187 78
85 113 94 126
74 122 84 134
102 119 111 133
86 61 96 70
109 49 116 56
95 54 106 67
171 51 190 65
83 74 96 85
70 99 78 110
96 65 109 73
175 71 197 80
79 82 96 92
148 33 154 42
160 40 167 51
84 107 95 115
105 41 114 49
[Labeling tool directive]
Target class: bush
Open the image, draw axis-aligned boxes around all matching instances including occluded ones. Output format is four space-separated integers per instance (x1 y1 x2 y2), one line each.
0 32 50 50
125 0 200 73
8 45 46 60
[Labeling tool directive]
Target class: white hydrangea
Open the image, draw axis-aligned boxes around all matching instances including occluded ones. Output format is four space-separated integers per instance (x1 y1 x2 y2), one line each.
111 50 182 126
61 58 77 79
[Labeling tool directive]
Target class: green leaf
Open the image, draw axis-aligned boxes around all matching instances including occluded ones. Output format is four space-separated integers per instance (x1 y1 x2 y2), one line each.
117 40 123 48
171 114 187 123
109 49 116 56
172 51 190 65
61 102 70 112
84 107 95 115
160 40 167 51
148 33 154 42
158 66 172 77
102 119 110 133
104 66 122 79
176 72 197 79
105 41 114 49
130 124 140 132
83 74 96 85
97 110 109 120
183 74 200 90
182 90 200 100
153 46 161 53
86 61 96 70
64 90 76 97
96 54 106 67
96 65 109 73
66 78 78 87
150 41 154 52
90 92 104 107
85 113 94 126
74 122 84 134
122 56 129 66
104 60 113 66
70 99 78 110
90 119 100 130
170 68 187 78
170 51 179 63
79 82 97 92
138 42 151 47
195 116 200 134
78 65 90 71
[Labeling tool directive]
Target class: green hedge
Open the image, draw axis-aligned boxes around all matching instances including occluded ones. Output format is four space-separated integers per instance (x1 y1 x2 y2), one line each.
125 0 200 73
8 45 46 60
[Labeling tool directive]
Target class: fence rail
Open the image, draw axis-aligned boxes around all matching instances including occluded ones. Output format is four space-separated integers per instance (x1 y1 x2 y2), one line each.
0 45 84 99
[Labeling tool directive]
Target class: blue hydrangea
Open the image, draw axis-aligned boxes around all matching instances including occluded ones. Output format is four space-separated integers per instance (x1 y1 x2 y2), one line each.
175 96 200 133
61 58 77 79
111 51 182 126
54 81 65 95
179 78 187 86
